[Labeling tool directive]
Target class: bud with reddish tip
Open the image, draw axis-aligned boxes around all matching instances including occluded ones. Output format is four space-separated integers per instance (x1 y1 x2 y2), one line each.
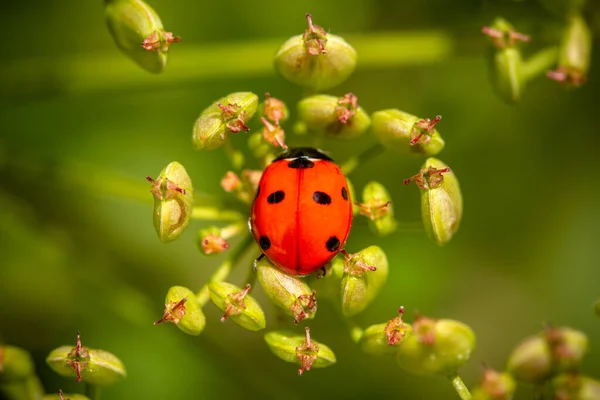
552 373 600 400
256 257 317 324
340 246 388 316
547 14 591 87
147 162 193 243
264 328 336 375
208 283 266 331
358 181 398 237
471 367 516 400
193 92 258 150
397 316 476 376
154 286 206 335
405 158 462 246
372 109 445 156
359 307 411 355
105 0 179 73
259 93 289 126
274 14 357 91
296 94 371 140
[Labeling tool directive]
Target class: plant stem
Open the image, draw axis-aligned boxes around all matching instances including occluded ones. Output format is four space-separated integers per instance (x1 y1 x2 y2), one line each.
345 318 364 344
1 31 454 99
196 233 254 306
522 46 559 82
340 143 386 175
448 375 472 400
85 383 102 400
191 206 244 222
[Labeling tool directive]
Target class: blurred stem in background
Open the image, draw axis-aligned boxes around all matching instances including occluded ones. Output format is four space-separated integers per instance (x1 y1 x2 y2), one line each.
0 31 454 99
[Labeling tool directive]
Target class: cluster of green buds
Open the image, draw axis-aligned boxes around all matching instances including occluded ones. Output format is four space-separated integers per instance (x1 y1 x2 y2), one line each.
104 0 180 74
143 13 467 380
0 345 45 400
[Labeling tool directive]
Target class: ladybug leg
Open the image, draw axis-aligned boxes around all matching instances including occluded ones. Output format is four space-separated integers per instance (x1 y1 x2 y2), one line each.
253 253 265 271
316 266 327 279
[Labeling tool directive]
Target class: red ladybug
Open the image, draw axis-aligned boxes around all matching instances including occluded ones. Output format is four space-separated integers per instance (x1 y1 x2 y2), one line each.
250 147 353 275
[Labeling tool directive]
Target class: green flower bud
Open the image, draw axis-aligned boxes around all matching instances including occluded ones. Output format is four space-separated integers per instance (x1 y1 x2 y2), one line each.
358 181 398 236
507 326 588 383
208 283 266 331
258 93 289 126
105 0 179 74
297 93 371 140
256 258 317 324
0 376 45 400
45 391 91 400
274 14 357 91
397 317 476 376
372 109 444 156
192 92 259 150
264 328 336 375
341 246 388 316
147 162 193 243
46 333 126 386
405 158 462 246
482 19 530 103
360 307 411 355
0 346 35 382
471 367 516 400
547 14 591 87
154 286 206 336
553 373 600 400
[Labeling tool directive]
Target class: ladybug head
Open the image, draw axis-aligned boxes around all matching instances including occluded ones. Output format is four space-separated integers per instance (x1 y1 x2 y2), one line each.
273 147 334 162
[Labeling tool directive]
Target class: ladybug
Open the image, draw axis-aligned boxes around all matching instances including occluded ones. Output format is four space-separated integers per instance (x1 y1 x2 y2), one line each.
250 147 353 276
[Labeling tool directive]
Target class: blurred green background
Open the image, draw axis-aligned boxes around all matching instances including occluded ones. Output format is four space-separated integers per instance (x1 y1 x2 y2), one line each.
1 0 599 398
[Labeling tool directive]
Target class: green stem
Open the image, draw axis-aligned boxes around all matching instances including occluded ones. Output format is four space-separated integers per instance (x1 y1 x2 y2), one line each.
196 233 254 306
340 143 386 175
1 31 454 98
85 383 102 400
224 141 245 171
522 46 559 82
346 318 365 344
191 206 244 222
448 375 472 400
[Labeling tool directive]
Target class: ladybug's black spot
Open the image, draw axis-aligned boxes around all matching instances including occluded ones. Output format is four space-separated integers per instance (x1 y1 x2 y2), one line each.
259 236 271 250
313 191 332 205
288 158 314 169
325 236 341 252
341 187 348 201
267 190 285 204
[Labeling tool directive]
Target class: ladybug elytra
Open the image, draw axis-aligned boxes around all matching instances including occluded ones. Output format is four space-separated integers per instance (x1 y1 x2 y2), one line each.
250 147 353 275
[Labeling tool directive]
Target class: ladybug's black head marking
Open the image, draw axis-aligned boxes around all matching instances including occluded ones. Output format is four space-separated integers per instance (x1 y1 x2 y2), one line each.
325 236 341 252
288 158 314 169
274 147 334 162
267 190 285 204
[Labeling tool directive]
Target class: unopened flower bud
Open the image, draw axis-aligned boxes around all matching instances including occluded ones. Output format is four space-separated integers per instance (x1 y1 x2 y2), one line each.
46 333 126 386
372 109 445 156
471 367 516 400
507 326 588 383
256 258 317 324
154 286 206 336
0 346 35 381
297 93 371 140
259 93 289 125
360 307 411 355
483 18 530 103
197 226 230 255
405 158 462 246
264 328 336 375
358 181 398 236
547 14 591 87
274 14 357 91
193 92 258 150
552 373 600 400
105 0 179 74
341 246 388 317
208 283 266 331
397 316 476 376
147 162 193 243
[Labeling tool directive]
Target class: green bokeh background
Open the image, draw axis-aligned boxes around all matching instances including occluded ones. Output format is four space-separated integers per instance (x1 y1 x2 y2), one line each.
1 0 599 399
